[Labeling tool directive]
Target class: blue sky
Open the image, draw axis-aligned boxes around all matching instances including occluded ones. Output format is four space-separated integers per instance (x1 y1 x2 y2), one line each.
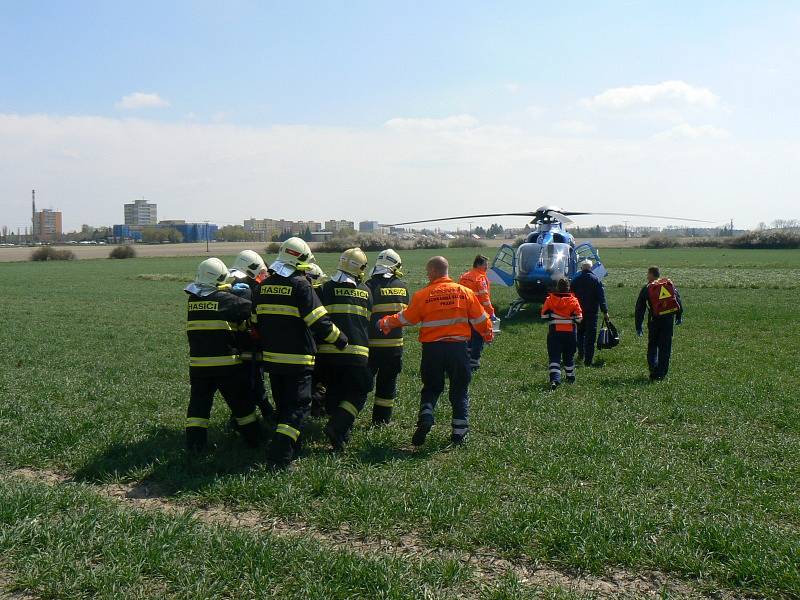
1 1 798 229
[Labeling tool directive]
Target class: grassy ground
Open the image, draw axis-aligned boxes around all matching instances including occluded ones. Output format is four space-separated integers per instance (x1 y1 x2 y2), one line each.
1 247 799 598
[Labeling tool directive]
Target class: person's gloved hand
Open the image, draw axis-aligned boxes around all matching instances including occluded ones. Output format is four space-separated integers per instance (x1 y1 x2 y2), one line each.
377 316 393 335
231 282 250 296
334 332 349 351
485 330 495 344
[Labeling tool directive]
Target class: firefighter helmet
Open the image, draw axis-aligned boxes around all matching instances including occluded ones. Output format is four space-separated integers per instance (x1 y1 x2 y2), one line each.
371 248 402 276
338 248 368 280
231 249 267 279
276 237 314 268
306 262 329 284
195 257 230 286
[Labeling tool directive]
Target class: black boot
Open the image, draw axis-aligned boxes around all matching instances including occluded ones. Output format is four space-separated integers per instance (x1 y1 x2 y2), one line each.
412 421 432 446
372 405 392 426
324 408 356 452
265 431 295 470
185 427 208 454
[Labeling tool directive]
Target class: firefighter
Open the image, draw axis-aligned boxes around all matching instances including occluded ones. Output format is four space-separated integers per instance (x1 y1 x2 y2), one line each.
316 248 373 450
366 249 409 425
253 237 348 468
306 262 330 417
184 257 261 453
571 259 609 367
458 254 496 372
378 256 493 446
541 278 583 389
228 250 274 423
635 266 683 381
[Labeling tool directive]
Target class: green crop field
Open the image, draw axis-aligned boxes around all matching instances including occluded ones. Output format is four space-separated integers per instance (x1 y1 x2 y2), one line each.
1 247 799 599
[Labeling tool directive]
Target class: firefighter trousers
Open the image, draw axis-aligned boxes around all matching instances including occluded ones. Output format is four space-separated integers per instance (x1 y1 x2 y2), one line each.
547 331 577 383
419 341 471 437
576 312 598 366
369 352 402 424
187 366 260 451
265 369 313 465
647 316 674 379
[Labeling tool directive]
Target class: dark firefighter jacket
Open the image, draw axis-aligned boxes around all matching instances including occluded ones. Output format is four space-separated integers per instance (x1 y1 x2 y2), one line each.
186 289 251 377
316 279 373 367
253 272 343 372
366 275 409 357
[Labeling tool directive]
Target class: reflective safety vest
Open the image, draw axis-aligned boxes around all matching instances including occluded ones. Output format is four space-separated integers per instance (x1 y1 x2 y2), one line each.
384 277 492 343
186 290 251 377
647 278 680 317
459 268 494 318
253 272 343 372
541 292 583 333
316 280 373 366
366 275 409 355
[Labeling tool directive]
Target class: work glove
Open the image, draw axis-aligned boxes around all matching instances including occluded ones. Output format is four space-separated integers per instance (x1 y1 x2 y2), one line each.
333 333 349 351
377 316 393 336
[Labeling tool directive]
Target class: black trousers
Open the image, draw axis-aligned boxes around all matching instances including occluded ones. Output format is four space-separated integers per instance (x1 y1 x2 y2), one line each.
317 364 374 416
419 341 471 434
369 352 403 420
576 312 598 365
266 369 312 464
647 316 675 379
187 366 258 449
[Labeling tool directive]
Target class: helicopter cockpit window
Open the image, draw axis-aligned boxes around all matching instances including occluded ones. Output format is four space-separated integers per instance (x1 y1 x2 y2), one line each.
516 243 542 275
542 243 571 279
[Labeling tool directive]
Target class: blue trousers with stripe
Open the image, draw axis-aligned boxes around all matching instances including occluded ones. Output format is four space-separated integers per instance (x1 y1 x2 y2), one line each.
546 331 577 383
419 341 471 434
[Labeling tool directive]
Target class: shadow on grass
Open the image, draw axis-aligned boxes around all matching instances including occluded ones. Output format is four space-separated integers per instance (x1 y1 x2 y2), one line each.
596 374 652 389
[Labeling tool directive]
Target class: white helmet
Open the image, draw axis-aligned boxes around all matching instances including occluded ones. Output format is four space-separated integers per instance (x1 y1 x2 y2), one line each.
338 248 368 280
370 248 402 277
306 262 328 283
276 237 314 268
231 249 267 279
195 257 230 287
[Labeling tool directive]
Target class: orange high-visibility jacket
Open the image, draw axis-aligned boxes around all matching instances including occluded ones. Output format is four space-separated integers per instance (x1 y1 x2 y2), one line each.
384 277 493 343
540 292 583 332
459 268 495 318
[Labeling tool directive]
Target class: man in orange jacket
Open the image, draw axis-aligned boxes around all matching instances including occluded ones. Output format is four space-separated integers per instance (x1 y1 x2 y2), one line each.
379 256 493 445
541 278 583 390
459 254 495 372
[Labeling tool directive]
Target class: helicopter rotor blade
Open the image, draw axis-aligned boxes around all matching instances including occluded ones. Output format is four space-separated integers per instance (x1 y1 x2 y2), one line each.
559 211 712 223
544 210 574 225
380 212 536 227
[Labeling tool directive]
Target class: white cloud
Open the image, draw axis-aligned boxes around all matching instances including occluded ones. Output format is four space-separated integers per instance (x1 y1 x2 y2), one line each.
582 80 719 111
552 120 596 135
652 123 730 140
0 112 790 231
525 105 545 118
115 92 170 110
383 114 478 132
505 82 521 94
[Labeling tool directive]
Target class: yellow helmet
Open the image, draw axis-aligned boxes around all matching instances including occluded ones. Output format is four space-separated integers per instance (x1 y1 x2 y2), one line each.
277 237 314 268
337 247 368 280
371 248 402 276
195 257 230 287
231 249 267 279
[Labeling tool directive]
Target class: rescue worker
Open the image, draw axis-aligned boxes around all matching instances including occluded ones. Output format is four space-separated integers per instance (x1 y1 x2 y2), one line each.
366 249 409 425
458 255 496 372
541 278 583 389
184 257 261 453
635 266 683 381
228 250 274 423
316 248 373 450
571 259 609 367
378 256 493 446
253 237 348 468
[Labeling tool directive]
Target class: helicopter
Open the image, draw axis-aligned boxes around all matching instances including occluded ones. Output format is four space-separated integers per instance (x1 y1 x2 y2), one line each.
383 206 710 317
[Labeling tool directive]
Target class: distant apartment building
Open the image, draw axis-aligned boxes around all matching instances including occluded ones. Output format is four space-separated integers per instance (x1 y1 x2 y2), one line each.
325 219 355 233
359 220 388 234
244 218 321 241
124 198 158 226
31 190 62 242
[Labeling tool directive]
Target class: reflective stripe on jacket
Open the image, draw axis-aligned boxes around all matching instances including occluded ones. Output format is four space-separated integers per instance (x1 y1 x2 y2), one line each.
316 279 373 366
186 290 250 377
366 275 409 354
384 277 492 343
458 268 495 317
540 292 583 333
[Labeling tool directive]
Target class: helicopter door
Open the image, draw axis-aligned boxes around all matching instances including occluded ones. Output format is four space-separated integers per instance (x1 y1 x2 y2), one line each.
574 242 607 279
487 244 515 287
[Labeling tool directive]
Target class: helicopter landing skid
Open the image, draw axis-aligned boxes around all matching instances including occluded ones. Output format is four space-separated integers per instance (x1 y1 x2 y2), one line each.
505 299 528 319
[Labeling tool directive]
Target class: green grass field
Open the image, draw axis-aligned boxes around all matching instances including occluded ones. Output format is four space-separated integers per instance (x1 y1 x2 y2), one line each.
1 247 799 599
